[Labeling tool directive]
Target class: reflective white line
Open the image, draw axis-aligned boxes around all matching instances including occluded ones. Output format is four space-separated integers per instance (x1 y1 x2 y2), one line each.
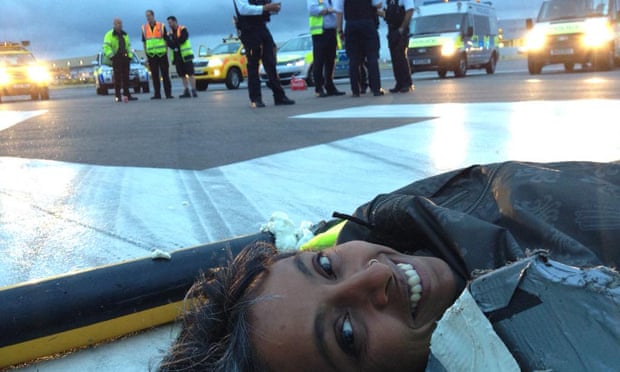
0 110 47 131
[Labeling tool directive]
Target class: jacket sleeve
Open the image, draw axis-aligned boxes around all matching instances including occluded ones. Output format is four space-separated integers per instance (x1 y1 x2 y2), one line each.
308 0 326 16
102 32 114 59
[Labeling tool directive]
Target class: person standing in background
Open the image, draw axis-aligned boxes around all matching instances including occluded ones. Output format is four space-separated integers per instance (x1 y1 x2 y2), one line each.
233 0 295 108
334 0 384 97
384 0 414 93
142 10 174 99
103 18 138 102
308 0 346 98
166 16 198 98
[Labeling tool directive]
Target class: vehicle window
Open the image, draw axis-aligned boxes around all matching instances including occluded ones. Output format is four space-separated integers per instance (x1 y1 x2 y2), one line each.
279 37 311 52
0 53 36 66
211 43 241 55
538 0 609 21
411 13 466 35
474 15 490 37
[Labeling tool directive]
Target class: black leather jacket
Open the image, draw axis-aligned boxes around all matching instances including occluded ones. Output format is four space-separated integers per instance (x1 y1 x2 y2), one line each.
336 161 620 285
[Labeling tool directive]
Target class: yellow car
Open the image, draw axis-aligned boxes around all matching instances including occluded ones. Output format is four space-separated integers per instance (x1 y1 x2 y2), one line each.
0 41 50 103
193 36 248 91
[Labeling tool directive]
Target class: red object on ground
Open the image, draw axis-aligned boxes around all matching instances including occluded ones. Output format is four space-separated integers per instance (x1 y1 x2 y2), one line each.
290 75 307 91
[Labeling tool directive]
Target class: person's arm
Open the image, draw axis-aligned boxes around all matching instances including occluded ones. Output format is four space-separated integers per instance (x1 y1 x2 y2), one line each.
234 0 281 15
162 25 169 52
308 0 330 16
398 0 414 33
373 0 383 9
334 0 344 36
141 26 147 53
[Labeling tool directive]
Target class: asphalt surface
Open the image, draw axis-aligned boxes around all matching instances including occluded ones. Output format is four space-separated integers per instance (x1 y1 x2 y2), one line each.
1 58 620 170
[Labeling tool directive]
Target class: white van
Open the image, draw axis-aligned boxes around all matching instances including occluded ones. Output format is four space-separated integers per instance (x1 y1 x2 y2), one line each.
407 0 500 78
525 0 620 74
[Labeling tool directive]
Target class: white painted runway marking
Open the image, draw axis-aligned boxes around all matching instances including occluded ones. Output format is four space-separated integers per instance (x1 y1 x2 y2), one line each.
0 110 47 132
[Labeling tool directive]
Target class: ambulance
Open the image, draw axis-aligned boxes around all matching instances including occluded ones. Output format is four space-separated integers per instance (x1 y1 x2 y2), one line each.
525 0 620 74
407 0 500 78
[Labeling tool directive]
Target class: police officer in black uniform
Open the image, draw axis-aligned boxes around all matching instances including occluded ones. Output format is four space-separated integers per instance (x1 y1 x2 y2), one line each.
334 0 384 97
384 0 414 93
233 0 295 108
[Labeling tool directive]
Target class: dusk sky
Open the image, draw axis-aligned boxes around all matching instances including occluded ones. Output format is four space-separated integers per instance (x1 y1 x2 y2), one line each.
1 0 543 60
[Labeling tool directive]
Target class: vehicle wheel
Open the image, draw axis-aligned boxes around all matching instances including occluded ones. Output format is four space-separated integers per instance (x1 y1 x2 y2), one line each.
527 57 542 74
485 53 497 74
142 83 150 93
454 54 467 78
225 68 242 89
437 69 447 78
31 92 39 101
564 62 575 72
305 64 315 87
196 80 209 91
40 87 50 100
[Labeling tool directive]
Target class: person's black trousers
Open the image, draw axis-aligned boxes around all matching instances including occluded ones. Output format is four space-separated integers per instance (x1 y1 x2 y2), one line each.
312 29 338 93
147 55 172 97
112 57 131 98
240 24 285 103
388 27 412 88
345 19 381 95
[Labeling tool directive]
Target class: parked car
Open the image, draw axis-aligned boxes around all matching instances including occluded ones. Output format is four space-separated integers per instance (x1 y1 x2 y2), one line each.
260 34 349 86
194 36 248 91
93 52 150 95
0 41 50 103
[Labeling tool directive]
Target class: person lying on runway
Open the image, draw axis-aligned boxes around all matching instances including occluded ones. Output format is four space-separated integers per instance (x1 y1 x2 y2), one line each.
159 161 620 372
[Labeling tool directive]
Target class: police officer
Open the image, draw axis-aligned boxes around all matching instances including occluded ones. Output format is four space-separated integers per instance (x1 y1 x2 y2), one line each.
142 10 173 99
334 0 384 97
308 0 346 98
103 18 138 102
166 16 197 98
233 0 295 108
384 0 414 93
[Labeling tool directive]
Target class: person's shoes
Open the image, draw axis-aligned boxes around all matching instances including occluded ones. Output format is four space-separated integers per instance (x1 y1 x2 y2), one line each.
373 88 385 96
114 96 122 103
389 85 402 93
399 85 414 93
250 100 266 108
326 90 346 96
150 95 162 100
192 89 198 98
166 95 174 99
126 96 138 101
179 89 191 98
315 89 328 98
351 92 360 98
274 96 295 105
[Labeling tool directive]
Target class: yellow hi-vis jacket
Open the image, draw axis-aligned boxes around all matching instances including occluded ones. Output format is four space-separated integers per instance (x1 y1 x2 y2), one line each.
103 29 133 65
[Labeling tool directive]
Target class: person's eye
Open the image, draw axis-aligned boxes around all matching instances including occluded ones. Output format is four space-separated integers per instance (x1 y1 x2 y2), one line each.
316 252 336 278
338 313 357 357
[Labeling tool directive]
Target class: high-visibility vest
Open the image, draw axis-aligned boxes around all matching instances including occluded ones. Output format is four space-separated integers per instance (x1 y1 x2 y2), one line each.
103 29 133 65
309 0 326 35
142 22 167 57
175 26 194 62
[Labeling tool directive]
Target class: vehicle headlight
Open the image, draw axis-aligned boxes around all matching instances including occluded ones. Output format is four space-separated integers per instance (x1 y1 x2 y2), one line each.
441 41 456 56
583 21 613 48
285 58 305 67
0 68 9 85
525 27 547 52
209 58 224 67
28 65 51 83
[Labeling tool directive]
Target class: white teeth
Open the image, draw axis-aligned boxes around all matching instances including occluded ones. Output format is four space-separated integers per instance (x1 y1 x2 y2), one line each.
397 263 423 312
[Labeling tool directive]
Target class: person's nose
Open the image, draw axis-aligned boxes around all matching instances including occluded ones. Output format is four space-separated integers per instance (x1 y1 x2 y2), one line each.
330 259 393 309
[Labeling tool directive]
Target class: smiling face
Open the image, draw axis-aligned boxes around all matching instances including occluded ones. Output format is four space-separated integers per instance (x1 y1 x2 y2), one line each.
249 241 457 372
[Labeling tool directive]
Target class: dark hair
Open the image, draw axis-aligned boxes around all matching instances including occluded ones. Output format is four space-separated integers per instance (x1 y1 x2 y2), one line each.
146 9 154 16
167 16 177 22
159 242 289 372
